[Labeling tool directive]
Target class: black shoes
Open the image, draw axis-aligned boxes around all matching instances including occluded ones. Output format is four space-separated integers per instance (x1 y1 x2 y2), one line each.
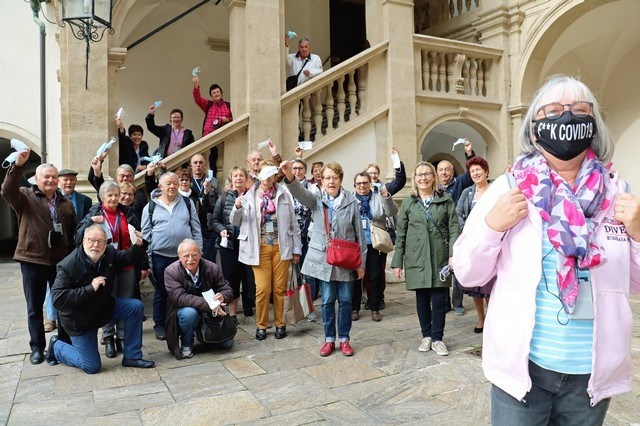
104 336 117 358
29 349 44 365
115 338 124 353
45 335 59 366
122 358 155 368
244 308 254 317
274 326 287 339
255 328 267 340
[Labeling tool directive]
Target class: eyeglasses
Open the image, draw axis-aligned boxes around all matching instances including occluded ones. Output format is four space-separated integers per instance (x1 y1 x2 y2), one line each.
118 174 133 180
120 192 135 197
170 115 182 120
292 167 305 171
415 172 434 178
85 237 107 246
355 181 370 186
537 101 593 120
323 176 341 182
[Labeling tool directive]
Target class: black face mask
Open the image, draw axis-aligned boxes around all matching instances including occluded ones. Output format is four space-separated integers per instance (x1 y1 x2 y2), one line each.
534 111 597 161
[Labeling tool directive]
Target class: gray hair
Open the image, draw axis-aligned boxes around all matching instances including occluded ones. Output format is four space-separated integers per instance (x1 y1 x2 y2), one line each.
159 171 178 185
299 37 310 45
518 75 613 163
116 164 135 176
84 223 107 238
177 238 201 256
98 180 120 200
35 163 57 177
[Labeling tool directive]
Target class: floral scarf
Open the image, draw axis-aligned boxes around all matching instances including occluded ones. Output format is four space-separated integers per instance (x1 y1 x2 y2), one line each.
512 149 613 314
259 186 276 225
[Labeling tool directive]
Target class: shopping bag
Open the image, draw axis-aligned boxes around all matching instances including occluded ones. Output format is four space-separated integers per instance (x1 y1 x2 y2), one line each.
284 264 305 325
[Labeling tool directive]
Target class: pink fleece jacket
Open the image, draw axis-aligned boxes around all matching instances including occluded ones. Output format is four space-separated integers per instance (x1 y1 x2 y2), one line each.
453 174 640 406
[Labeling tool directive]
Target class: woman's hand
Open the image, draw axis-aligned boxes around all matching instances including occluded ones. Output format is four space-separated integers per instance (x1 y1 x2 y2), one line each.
220 230 229 238
356 268 365 280
392 267 403 280
485 188 528 232
292 254 301 265
91 215 104 224
279 160 294 181
234 197 243 209
133 230 144 246
615 193 640 242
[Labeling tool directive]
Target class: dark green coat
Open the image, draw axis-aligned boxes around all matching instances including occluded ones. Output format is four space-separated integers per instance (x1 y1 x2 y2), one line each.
390 192 460 290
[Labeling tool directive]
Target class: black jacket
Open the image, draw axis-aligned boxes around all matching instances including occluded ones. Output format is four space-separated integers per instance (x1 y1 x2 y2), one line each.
144 114 195 158
117 128 150 172
211 189 239 249
52 244 146 336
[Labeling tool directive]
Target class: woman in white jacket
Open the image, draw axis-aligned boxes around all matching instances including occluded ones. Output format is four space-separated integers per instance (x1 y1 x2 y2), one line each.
453 75 640 425
231 161 301 341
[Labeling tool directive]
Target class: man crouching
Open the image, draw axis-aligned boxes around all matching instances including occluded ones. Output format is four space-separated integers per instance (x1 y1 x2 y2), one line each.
165 239 234 359
46 224 155 373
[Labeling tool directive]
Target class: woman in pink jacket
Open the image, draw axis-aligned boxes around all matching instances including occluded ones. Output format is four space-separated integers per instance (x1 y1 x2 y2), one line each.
453 75 640 425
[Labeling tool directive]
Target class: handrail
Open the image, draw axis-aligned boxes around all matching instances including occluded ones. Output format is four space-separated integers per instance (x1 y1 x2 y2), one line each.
413 34 502 59
281 40 389 107
133 113 250 187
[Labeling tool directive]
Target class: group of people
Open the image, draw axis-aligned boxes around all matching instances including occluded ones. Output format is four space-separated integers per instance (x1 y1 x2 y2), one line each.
3 73 639 424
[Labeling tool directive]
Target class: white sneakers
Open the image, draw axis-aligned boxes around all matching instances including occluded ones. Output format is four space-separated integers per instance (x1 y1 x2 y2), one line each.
418 338 449 356
418 337 432 352
180 346 194 359
431 340 449 356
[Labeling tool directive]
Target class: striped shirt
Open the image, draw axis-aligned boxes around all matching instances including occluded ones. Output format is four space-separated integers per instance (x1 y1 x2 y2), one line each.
529 222 594 374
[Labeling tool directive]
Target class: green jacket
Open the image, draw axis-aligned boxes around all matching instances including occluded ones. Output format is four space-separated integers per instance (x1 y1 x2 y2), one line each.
390 192 460 290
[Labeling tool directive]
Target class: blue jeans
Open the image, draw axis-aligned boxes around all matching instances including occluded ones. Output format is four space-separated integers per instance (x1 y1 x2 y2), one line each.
151 254 179 332
491 361 610 425
177 307 233 350
320 280 353 342
53 298 145 374
45 285 56 322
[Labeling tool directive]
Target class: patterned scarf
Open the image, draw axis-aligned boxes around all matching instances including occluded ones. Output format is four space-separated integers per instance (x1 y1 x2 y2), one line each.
259 186 276 225
512 149 613 314
355 191 372 219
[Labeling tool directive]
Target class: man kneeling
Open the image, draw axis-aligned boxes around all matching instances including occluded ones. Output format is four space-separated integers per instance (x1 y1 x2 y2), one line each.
46 224 155 373
165 239 234 359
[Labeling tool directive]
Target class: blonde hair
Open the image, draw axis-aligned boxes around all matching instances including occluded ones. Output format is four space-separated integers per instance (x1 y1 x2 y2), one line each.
321 162 344 180
410 161 437 196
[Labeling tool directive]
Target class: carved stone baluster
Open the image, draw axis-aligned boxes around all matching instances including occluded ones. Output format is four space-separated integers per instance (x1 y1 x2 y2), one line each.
313 88 323 136
421 50 430 90
325 81 335 134
466 0 472 12
477 59 485 96
357 66 367 114
457 0 462 15
461 58 469 94
347 70 357 120
301 96 312 141
449 0 455 19
469 57 478 96
474 0 479 7
336 75 346 127
438 52 446 92
429 52 438 91
452 53 466 94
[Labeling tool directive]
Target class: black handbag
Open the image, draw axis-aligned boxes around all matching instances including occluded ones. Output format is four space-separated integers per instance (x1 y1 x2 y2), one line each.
196 311 237 344
286 58 309 91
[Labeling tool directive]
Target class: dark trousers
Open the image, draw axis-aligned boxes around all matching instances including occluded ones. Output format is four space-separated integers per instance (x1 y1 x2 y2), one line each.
219 244 248 300
352 245 385 311
242 264 256 311
20 261 55 351
202 229 217 263
151 254 179 332
415 287 448 341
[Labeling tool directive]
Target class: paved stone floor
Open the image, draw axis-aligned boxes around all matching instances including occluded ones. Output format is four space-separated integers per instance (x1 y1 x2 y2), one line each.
0 257 638 425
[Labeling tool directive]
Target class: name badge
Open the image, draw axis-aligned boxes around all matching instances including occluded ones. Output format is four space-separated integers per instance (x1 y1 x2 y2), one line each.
569 278 594 321
362 219 367 230
265 221 274 233
53 223 63 233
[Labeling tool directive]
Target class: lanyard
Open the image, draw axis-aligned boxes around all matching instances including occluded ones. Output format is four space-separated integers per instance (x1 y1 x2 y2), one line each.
193 177 205 197
48 194 58 223
103 210 120 238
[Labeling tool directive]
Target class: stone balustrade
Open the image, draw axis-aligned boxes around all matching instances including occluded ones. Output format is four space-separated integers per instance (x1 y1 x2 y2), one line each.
414 34 503 100
449 0 479 19
281 41 389 146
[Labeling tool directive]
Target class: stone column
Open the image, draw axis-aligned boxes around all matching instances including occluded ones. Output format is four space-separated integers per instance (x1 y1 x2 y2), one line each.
108 47 126 179
59 19 110 192
381 0 418 186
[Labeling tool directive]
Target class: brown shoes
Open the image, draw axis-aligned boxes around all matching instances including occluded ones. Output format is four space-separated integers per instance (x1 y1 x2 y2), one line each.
44 320 56 333
351 311 360 321
371 311 381 322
